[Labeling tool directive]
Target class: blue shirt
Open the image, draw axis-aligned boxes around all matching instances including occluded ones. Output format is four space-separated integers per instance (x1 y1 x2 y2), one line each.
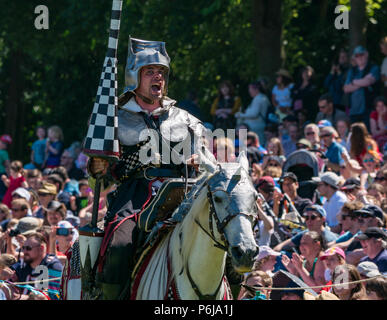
326 141 345 165
31 139 47 165
360 249 387 274
345 64 380 115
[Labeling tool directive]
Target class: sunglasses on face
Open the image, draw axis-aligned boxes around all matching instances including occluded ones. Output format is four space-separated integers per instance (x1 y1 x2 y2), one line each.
304 215 319 221
11 208 24 212
22 245 40 251
319 134 331 138
363 158 375 163
306 132 316 136
268 162 280 167
374 177 385 181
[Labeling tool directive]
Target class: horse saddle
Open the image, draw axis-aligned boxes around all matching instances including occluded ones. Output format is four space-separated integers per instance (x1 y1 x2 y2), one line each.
138 178 197 233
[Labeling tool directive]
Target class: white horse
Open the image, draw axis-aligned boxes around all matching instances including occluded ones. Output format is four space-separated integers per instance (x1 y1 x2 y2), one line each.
131 152 259 299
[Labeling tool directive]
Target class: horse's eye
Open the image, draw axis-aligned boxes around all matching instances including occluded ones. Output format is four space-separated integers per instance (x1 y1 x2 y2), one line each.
214 196 222 203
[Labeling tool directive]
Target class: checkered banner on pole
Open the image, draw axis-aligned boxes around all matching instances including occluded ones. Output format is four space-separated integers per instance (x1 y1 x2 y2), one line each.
83 0 122 160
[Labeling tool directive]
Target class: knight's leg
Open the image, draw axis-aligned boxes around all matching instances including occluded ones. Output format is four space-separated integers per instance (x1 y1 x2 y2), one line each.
97 218 138 300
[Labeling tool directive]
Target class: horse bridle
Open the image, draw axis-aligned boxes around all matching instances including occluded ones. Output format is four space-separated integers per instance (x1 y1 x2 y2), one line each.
186 181 257 299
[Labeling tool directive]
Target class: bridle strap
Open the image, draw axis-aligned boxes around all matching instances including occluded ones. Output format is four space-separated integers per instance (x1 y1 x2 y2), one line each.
194 218 228 252
185 260 225 300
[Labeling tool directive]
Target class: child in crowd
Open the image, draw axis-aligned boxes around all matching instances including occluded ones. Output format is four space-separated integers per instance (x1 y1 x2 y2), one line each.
27 126 47 170
70 180 93 216
43 126 64 169
1 161 28 208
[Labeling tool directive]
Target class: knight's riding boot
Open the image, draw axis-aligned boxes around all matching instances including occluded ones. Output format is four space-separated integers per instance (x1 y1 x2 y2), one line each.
96 218 139 300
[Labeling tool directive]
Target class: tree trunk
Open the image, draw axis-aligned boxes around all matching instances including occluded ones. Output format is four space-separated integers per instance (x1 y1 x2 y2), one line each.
251 0 283 84
4 50 25 160
349 0 367 52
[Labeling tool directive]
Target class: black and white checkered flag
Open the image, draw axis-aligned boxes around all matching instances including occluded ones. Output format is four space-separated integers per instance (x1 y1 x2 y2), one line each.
83 0 122 160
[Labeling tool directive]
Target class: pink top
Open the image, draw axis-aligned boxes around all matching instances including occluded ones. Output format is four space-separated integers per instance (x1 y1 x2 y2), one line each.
2 175 26 208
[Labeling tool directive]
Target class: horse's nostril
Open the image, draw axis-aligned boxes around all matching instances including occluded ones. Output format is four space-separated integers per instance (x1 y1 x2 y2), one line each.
231 247 244 260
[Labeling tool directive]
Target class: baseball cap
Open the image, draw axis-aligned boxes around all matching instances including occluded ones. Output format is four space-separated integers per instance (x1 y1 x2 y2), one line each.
341 177 361 191
256 246 281 261
257 176 275 192
355 205 385 222
305 204 327 218
12 188 31 201
14 217 42 236
280 172 298 183
0 134 12 145
57 220 79 242
317 120 332 128
357 261 381 278
45 200 64 212
312 172 340 189
320 247 346 261
353 45 367 56
38 182 57 195
356 227 387 241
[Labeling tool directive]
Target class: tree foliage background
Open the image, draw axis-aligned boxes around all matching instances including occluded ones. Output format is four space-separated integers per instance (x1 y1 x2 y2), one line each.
0 0 386 162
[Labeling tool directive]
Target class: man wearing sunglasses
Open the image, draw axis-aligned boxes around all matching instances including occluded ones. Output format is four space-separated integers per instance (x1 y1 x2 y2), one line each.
313 172 347 234
315 93 349 127
343 45 380 126
9 232 63 300
318 126 347 174
357 227 387 274
274 205 338 252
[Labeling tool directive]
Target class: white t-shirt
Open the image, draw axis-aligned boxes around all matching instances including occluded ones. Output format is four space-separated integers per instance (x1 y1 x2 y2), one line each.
323 191 347 228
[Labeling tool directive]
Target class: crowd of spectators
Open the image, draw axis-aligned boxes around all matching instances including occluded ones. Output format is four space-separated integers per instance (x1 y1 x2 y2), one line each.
0 41 386 300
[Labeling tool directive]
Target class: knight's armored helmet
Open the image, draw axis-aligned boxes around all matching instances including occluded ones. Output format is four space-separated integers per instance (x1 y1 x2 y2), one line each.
124 37 170 95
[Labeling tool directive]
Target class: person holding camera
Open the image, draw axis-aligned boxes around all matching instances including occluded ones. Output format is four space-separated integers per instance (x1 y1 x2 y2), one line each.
47 221 78 265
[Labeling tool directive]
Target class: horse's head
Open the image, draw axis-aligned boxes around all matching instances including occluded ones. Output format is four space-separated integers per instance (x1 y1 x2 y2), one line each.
200 151 259 273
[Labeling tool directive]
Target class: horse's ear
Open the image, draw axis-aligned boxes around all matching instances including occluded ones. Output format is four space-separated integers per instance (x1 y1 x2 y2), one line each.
237 151 249 172
198 146 217 174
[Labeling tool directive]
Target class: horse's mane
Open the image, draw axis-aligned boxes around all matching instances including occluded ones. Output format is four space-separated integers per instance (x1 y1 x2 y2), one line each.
170 172 213 281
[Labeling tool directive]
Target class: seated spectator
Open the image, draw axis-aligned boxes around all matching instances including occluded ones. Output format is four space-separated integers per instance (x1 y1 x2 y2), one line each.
48 220 79 266
246 131 267 165
303 123 320 150
360 151 381 189
1 160 28 208
266 137 286 163
214 137 236 163
339 158 362 180
60 149 86 181
319 126 347 173
274 205 338 252
10 199 30 221
370 96 387 150
46 173 72 211
357 227 387 273
331 201 364 247
237 270 273 300
281 231 326 293
25 169 43 192
374 167 387 188
256 176 275 204
320 247 346 291
10 232 63 300
250 163 263 188
70 179 93 216
35 182 57 220
253 246 280 277
0 253 17 280
281 124 299 157
274 172 312 219
367 183 386 212
365 276 387 300
44 200 66 227
315 93 349 127
254 199 275 247
336 119 350 151
296 138 312 151
0 203 10 226
313 172 347 233
331 264 367 300
357 261 381 279
340 178 361 202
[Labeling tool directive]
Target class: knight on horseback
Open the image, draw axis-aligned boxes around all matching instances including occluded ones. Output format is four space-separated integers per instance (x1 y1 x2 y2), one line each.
80 37 211 300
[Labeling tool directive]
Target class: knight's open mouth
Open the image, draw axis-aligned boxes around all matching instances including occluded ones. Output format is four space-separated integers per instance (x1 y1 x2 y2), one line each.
151 84 161 92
